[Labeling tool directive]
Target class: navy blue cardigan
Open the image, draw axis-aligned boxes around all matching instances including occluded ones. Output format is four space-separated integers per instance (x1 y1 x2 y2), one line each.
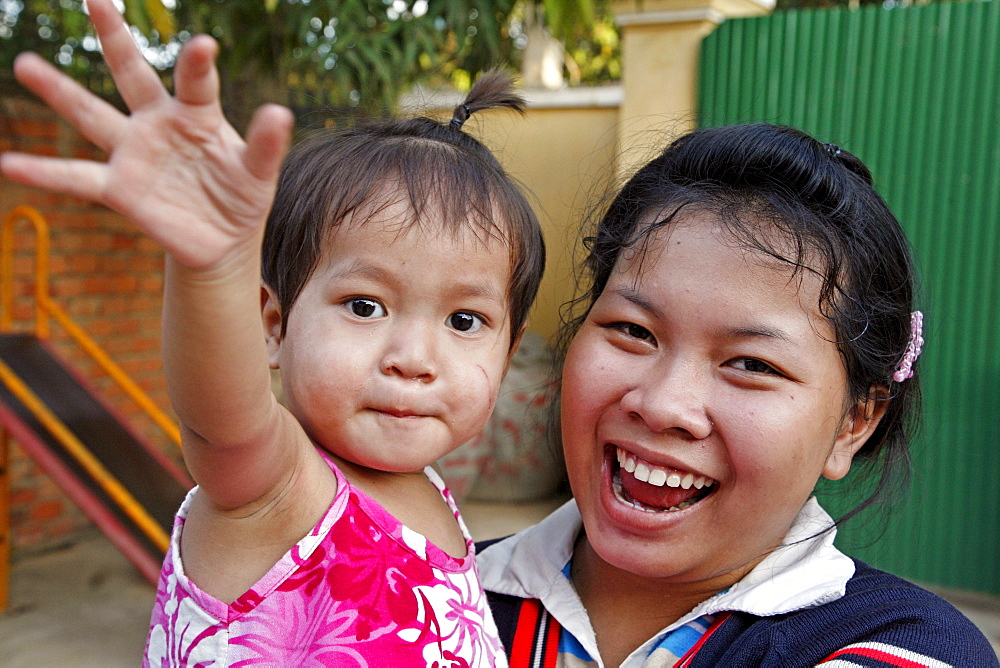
483 551 998 667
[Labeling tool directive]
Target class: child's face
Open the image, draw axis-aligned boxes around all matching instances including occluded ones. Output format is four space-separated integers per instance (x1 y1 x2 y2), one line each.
264 201 516 473
561 213 881 589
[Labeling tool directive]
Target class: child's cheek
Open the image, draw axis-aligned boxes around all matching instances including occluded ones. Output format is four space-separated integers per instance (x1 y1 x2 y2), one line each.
450 360 503 439
478 364 499 414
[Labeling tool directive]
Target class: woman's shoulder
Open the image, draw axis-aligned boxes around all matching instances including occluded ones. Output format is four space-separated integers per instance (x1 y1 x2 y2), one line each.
696 559 998 667
844 558 962 599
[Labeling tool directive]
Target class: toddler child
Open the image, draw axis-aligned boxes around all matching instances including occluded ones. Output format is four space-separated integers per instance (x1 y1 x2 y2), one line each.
0 0 544 665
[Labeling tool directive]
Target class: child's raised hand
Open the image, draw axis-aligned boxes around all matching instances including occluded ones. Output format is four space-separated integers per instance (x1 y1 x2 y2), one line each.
0 0 294 269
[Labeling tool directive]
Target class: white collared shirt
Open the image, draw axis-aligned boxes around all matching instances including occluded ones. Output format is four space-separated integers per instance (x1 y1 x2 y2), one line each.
477 497 855 668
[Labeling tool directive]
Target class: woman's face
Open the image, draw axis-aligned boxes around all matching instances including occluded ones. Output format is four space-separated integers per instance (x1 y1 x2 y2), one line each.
561 213 880 588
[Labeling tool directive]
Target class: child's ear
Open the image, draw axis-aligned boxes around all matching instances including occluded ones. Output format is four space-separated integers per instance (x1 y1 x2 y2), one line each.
261 283 283 370
823 387 889 481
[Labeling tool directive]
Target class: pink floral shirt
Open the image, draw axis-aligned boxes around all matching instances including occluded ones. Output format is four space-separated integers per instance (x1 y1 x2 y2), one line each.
144 458 506 667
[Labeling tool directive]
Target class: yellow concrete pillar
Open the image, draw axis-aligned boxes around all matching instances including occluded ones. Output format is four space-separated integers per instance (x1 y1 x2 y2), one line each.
612 0 773 178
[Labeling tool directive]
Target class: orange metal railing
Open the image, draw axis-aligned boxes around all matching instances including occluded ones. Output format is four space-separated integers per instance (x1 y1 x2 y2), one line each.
1 206 181 447
0 206 181 609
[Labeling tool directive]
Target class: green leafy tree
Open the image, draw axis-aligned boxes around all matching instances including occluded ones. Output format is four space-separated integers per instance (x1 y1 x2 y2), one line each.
1 0 618 126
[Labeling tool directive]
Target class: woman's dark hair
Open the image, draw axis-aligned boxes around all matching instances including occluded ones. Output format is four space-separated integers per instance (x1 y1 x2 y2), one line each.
262 70 545 345
561 123 920 525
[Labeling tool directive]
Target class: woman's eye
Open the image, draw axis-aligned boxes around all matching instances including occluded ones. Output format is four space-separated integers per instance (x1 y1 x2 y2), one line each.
347 298 386 319
613 322 654 342
732 357 779 375
448 312 484 333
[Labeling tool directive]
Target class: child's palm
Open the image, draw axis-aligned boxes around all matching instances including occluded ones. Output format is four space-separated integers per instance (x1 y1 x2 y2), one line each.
100 96 279 267
0 0 292 269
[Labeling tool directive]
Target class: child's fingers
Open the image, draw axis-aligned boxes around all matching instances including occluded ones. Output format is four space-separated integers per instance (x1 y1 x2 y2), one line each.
0 153 109 204
13 53 126 152
243 104 295 183
173 35 222 108
86 0 168 111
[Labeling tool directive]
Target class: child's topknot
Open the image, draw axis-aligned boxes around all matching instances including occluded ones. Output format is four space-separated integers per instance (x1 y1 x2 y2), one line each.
450 70 527 131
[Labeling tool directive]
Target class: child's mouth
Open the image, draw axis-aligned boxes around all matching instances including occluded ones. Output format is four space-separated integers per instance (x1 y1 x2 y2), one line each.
611 446 716 513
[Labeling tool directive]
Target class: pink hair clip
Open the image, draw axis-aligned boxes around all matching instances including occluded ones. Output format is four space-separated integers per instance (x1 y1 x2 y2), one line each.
893 311 924 382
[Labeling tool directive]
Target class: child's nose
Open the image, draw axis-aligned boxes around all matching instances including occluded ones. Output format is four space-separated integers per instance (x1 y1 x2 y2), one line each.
619 361 713 439
379 324 438 382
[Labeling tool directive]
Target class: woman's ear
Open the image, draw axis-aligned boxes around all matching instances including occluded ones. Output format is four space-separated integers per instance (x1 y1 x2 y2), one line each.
823 388 889 481
261 283 283 370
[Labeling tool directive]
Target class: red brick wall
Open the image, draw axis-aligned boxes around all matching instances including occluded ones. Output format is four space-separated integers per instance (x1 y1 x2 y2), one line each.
1 94 178 554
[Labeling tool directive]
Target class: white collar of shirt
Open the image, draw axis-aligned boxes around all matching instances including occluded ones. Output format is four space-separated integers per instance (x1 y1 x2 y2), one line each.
477 497 855 668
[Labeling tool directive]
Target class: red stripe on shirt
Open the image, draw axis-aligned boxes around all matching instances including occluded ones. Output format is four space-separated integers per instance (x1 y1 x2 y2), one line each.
676 611 733 667
822 645 933 667
541 610 561 668
510 598 542 667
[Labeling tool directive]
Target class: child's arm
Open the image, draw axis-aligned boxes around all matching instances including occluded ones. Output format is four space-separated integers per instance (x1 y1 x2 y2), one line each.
0 0 310 511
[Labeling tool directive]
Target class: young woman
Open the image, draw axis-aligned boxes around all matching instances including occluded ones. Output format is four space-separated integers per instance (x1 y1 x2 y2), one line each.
479 123 997 667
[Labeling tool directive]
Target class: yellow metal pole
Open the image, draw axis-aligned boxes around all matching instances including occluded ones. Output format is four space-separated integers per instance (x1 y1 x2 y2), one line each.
0 359 169 553
33 211 50 340
0 213 15 333
40 297 182 449
0 207 50 338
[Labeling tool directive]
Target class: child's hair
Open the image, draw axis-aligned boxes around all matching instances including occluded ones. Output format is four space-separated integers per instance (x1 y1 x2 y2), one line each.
262 70 545 345
562 123 920 523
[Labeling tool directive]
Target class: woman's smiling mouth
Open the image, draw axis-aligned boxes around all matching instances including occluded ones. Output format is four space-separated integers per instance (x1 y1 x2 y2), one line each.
611 446 716 512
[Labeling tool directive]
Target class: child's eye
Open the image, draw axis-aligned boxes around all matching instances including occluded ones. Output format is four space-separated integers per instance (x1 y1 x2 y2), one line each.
448 312 485 333
346 298 386 319
731 357 780 375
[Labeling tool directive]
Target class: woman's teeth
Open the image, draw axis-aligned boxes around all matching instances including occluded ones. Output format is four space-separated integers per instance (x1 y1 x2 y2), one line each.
612 473 701 513
616 447 714 490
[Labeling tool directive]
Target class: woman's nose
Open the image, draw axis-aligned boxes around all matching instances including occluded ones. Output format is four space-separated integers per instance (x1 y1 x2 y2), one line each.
380 324 438 382
619 362 713 439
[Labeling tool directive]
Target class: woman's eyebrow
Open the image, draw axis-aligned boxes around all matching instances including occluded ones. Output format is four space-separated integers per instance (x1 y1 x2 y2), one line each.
727 325 793 343
614 287 665 319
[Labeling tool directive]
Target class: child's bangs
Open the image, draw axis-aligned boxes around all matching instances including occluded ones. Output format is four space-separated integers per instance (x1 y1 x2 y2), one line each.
328 138 514 253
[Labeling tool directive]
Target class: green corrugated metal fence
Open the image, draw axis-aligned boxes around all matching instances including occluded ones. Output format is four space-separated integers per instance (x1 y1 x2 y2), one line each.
700 0 999 596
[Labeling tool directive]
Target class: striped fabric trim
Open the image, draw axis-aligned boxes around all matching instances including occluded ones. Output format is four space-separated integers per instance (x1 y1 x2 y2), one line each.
675 611 732 667
820 642 952 668
509 598 561 668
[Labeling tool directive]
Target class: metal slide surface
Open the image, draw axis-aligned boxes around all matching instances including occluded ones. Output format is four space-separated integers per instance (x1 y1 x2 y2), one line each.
0 333 189 581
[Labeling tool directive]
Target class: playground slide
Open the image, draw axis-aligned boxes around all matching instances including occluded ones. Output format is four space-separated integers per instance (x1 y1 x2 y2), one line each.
0 333 191 585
